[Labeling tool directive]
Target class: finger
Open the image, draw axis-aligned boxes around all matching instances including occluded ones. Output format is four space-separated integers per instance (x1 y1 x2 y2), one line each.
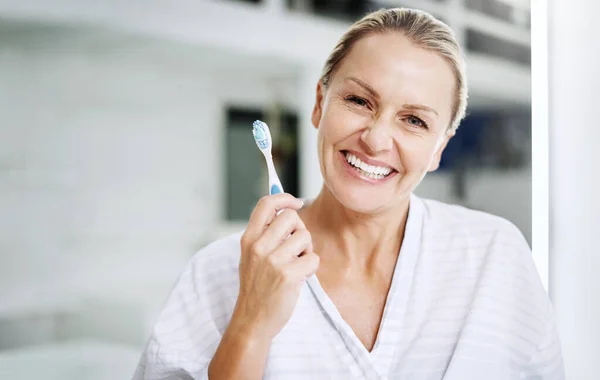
244 194 304 242
255 209 305 251
284 252 320 280
269 228 313 265
250 210 303 258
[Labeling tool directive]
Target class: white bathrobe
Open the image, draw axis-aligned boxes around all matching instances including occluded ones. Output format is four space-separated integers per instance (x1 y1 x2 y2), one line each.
133 195 564 380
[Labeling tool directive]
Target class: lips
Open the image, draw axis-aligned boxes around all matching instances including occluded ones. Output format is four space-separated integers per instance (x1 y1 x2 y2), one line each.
339 150 398 183
343 151 393 177
342 150 395 171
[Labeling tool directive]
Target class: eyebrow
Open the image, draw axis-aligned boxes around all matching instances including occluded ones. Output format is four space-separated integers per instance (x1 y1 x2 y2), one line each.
346 76 380 100
345 76 439 117
402 104 439 117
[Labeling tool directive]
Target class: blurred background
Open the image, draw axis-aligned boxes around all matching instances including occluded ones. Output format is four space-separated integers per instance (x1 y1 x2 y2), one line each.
0 0 589 379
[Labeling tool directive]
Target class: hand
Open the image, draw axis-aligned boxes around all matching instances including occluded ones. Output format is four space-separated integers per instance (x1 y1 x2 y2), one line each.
230 193 320 343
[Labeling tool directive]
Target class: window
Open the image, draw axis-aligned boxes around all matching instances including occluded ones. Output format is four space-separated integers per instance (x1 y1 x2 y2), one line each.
287 0 382 22
466 0 531 28
440 110 532 172
466 29 531 66
225 107 299 221
226 0 262 4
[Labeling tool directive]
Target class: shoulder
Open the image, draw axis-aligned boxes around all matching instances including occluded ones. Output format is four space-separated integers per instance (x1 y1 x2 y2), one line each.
135 231 245 377
416 195 544 300
420 196 521 231
417 195 550 314
147 231 244 351
418 196 529 252
414 198 559 371
188 230 244 278
178 230 244 308
155 230 244 331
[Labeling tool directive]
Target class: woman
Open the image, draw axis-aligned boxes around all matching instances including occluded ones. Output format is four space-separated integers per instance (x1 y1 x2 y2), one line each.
133 8 564 380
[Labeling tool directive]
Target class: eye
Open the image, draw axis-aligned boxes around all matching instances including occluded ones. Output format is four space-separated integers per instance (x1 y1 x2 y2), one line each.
405 115 429 130
345 95 370 108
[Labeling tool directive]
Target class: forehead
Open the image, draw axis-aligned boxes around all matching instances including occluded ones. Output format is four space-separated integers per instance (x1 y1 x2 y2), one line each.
332 33 455 118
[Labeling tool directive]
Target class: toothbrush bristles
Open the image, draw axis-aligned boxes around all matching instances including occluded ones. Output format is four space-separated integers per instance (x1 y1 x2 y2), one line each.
252 120 271 150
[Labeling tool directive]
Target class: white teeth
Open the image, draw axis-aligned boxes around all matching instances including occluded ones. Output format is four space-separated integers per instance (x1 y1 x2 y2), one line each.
344 152 393 177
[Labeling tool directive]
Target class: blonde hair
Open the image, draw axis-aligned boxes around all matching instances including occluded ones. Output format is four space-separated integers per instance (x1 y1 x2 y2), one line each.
321 8 468 133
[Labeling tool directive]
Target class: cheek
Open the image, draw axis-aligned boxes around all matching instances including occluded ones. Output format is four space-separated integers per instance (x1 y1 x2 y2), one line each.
396 137 440 171
321 101 369 142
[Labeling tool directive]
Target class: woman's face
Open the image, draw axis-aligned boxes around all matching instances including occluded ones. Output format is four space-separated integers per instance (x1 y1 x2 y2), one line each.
312 32 456 214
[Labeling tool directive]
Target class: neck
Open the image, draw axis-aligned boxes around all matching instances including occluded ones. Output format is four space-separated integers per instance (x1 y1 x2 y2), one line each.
300 187 410 270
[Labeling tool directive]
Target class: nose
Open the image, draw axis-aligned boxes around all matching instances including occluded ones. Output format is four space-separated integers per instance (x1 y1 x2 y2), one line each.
360 118 394 154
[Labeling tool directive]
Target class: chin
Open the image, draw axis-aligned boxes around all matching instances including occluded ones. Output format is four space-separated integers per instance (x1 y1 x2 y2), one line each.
326 178 407 215
318 149 419 213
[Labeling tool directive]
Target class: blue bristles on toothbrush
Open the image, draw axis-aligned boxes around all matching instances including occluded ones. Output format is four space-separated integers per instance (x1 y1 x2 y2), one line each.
252 120 271 150
252 120 284 195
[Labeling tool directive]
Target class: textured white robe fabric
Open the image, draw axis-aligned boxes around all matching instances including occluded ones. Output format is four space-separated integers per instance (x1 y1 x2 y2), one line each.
133 195 564 380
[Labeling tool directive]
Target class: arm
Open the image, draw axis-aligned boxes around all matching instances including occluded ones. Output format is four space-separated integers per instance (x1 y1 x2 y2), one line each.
209 194 318 379
207 318 271 380
134 194 318 380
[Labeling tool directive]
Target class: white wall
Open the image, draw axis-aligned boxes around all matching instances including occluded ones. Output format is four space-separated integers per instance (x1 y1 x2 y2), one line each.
0 29 301 347
548 0 600 378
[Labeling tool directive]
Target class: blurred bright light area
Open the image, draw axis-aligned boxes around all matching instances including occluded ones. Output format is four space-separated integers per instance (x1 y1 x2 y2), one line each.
0 0 531 378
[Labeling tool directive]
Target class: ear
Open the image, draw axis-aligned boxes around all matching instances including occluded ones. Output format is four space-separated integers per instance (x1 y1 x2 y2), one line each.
427 131 454 172
311 81 325 129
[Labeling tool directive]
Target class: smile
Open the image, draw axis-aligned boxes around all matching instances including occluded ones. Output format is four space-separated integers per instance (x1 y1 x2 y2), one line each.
341 151 397 181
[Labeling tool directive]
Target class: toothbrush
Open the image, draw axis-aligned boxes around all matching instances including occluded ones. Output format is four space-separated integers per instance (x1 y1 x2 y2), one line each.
252 120 284 196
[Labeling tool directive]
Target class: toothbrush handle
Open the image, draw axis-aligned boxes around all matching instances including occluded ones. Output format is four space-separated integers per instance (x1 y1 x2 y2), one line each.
267 158 284 195
270 183 283 195
265 158 285 216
